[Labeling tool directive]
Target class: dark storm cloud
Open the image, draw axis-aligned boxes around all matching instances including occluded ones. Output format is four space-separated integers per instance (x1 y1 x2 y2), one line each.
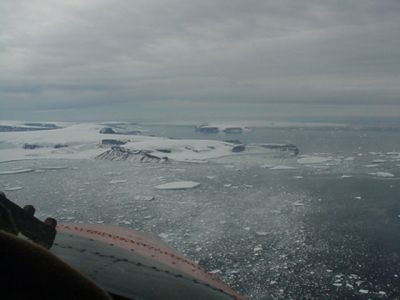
0 0 399 120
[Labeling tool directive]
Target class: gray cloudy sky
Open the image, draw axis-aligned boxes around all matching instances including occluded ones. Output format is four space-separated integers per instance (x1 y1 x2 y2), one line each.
1 0 400 122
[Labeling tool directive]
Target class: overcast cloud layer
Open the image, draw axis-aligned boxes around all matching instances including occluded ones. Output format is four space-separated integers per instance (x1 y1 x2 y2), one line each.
1 0 400 122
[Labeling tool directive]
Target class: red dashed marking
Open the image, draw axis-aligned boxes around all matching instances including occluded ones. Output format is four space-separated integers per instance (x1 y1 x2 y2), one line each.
57 223 244 300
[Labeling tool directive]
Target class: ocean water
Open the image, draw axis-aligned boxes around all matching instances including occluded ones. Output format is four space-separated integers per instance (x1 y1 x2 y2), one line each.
1 125 400 299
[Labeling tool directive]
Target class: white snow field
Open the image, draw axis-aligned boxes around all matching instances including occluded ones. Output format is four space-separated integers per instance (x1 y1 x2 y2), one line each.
0 122 294 163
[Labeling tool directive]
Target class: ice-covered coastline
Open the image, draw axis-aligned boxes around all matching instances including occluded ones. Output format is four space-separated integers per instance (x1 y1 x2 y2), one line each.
0 121 297 163
1 121 399 180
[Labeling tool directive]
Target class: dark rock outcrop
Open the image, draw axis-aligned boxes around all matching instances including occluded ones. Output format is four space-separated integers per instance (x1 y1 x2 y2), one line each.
54 144 68 149
231 144 246 153
156 149 172 153
96 146 168 163
101 139 126 146
99 127 116 134
223 127 243 134
23 143 43 150
24 123 58 129
195 125 219 133
0 126 55 132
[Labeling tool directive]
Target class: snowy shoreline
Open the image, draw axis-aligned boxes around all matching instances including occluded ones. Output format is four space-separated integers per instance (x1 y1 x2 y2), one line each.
0 121 297 163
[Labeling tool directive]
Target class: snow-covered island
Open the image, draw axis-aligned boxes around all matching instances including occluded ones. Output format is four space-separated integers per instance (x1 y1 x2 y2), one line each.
0 121 299 163
195 123 252 134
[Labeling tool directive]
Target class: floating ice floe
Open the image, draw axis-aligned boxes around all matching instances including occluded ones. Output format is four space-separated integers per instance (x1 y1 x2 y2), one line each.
255 231 268 236
371 159 386 163
260 164 273 168
333 283 342 287
359 289 369 294
368 172 395 178
297 156 332 164
133 195 155 201
253 245 263 252
224 165 235 169
363 164 379 168
120 220 131 225
4 186 23 191
39 166 68 170
269 165 298 170
0 169 34 175
155 181 200 190
293 176 304 179
158 233 169 239
169 168 185 172
292 201 305 206
109 179 128 184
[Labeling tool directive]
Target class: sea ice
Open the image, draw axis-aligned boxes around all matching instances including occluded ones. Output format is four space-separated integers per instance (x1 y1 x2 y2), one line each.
341 175 353 178
333 283 342 287
260 164 273 168
109 179 128 184
0 169 34 175
372 159 386 163
368 172 395 178
253 245 263 252
40 166 68 170
344 157 354 161
133 195 155 201
297 156 332 164
363 164 379 168
158 233 169 239
170 168 186 172
269 165 298 170
4 186 23 191
155 181 201 190
255 231 269 236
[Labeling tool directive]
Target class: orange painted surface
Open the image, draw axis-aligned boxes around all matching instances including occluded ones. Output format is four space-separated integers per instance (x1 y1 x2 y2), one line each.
57 223 245 300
